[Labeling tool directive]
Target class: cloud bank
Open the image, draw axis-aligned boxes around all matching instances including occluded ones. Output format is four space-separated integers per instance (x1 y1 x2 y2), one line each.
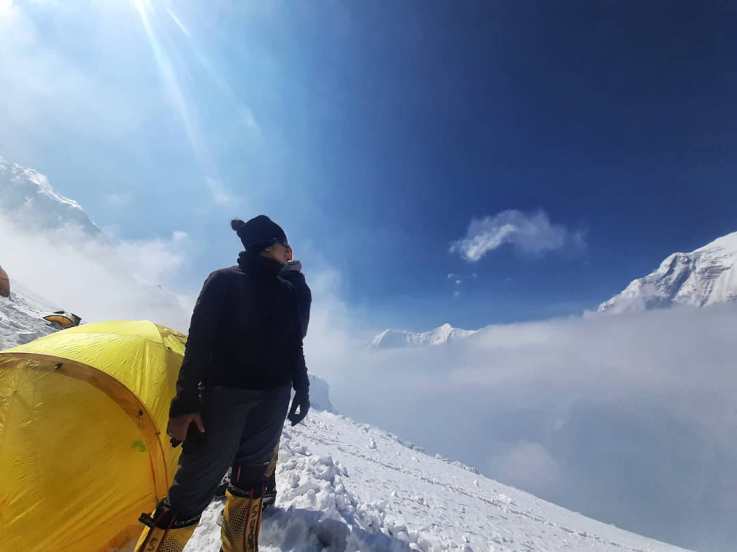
450 209 584 262
0 216 193 331
320 305 737 552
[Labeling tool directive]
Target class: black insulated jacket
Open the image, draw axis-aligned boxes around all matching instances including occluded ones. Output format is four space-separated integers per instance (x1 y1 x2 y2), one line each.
170 252 309 416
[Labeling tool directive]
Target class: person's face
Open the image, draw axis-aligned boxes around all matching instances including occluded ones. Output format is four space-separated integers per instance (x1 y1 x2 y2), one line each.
262 242 291 264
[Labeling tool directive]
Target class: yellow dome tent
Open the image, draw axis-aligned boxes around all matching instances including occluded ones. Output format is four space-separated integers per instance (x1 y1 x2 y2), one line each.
0 320 187 551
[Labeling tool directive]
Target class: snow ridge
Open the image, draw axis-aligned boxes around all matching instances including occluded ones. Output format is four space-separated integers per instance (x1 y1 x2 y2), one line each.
371 323 478 349
598 231 737 314
0 155 99 235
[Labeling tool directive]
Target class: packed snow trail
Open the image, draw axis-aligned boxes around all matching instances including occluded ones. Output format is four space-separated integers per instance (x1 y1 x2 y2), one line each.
186 410 689 552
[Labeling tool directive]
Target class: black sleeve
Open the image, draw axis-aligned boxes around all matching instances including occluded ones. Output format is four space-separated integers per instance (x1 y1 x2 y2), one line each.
299 280 312 338
285 276 310 395
280 270 312 338
170 271 228 416
293 339 309 395
280 270 311 394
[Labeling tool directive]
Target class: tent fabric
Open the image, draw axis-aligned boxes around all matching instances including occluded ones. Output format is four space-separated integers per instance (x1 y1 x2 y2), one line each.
43 312 82 329
0 320 187 551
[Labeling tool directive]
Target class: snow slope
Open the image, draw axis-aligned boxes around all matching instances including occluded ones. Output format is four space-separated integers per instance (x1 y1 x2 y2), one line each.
0 155 99 235
186 409 689 552
598 231 737 314
371 323 478 349
0 284 57 349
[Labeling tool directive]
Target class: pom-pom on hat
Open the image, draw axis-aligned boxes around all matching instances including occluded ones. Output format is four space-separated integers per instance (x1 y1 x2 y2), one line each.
231 215 288 252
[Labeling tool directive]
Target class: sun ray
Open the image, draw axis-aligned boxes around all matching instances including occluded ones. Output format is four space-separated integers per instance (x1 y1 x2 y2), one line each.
164 4 260 135
131 0 213 174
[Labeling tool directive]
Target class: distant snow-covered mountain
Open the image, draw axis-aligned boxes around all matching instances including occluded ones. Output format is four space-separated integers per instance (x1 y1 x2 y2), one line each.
371 322 478 349
598 231 737 314
0 155 191 330
0 155 99 235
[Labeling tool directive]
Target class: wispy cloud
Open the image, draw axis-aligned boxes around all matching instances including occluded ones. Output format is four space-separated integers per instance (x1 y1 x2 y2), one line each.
450 209 584 262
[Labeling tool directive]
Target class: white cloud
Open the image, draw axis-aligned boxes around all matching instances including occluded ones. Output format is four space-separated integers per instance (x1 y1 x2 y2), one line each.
320 305 737 551
0 0 16 19
450 209 583 262
488 441 562 497
115 231 189 285
0 217 192 331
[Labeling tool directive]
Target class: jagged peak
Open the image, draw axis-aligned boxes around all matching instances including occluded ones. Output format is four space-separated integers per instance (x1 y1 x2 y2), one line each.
0 155 99 235
598 230 737 314
371 322 478 349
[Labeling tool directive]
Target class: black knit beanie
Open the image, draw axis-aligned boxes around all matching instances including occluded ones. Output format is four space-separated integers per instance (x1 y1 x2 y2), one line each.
231 215 288 252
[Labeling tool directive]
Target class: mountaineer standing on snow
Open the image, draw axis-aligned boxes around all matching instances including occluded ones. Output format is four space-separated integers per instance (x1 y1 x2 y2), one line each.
135 215 310 552
215 245 312 506
264 246 312 507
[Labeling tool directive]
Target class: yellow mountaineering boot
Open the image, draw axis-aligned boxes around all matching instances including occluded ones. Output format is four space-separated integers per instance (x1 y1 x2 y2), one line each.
221 488 264 552
135 501 198 552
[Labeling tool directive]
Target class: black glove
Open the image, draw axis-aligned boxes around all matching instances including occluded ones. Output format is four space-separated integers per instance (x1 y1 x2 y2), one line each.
287 389 310 426
284 260 303 272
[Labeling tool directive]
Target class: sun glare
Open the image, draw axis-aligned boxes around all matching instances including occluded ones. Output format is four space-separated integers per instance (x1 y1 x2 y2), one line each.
130 0 212 173
0 0 16 19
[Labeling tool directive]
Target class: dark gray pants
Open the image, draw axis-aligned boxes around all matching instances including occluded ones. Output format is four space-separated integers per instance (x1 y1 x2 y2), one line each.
167 385 291 520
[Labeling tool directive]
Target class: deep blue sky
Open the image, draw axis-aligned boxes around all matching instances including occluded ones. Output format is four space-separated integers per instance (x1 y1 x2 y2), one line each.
2 0 737 330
